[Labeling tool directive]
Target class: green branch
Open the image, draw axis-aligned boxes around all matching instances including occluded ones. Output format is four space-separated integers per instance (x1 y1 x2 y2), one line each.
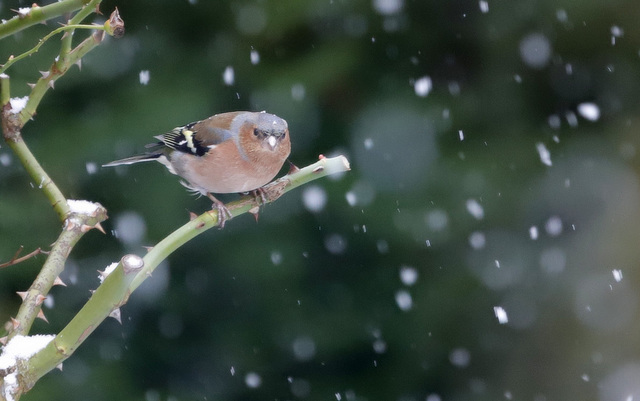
24 155 350 390
18 8 124 125
0 0 94 40
8 202 108 340
0 24 108 75
2 108 69 221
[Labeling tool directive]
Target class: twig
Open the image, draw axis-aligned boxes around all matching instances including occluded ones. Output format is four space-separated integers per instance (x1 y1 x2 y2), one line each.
0 24 109 75
0 246 48 269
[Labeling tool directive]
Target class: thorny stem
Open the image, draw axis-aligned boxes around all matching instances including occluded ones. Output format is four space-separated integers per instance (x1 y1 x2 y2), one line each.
131 155 351 290
23 156 350 392
59 0 102 66
18 8 124 125
7 203 108 341
0 24 110 75
0 0 94 40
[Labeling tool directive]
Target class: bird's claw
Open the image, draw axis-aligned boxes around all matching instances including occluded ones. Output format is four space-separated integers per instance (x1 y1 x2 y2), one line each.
207 194 232 227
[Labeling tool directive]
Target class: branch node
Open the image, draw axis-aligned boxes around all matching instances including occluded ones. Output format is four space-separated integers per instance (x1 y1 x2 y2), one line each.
121 254 144 275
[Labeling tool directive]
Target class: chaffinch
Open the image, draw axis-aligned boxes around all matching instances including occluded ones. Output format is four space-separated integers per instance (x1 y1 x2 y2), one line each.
104 111 291 226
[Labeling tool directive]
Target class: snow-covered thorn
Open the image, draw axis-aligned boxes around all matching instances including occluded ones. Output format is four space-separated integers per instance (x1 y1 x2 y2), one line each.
36 309 48 323
10 317 20 329
39 70 49 79
97 269 107 280
13 8 31 19
16 291 28 301
53 276 67 287
109 308 122 324
27 82 36 89
35 294 47 305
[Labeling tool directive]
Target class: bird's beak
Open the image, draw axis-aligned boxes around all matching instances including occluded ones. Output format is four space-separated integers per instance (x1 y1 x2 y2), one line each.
266 135 277 150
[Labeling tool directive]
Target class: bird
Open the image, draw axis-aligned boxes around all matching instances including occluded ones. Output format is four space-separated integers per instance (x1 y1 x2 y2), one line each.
103 111 291 226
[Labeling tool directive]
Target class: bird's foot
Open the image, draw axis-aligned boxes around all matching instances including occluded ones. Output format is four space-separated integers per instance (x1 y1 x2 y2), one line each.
207 193 232 227
251 187 268 205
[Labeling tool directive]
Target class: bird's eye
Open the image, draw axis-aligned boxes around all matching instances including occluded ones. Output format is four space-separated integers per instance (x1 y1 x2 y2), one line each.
253 128 260 136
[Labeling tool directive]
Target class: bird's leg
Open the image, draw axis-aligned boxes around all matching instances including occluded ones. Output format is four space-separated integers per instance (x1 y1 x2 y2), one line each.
250 187 268 205
207 193 232 227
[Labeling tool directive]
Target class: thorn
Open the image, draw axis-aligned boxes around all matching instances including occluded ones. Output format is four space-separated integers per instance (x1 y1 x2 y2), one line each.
318 154 327 160
249 206 260 223
39 70 49 79
60 30 71 40
109 308 122 324
16 291 28 301
97 269 106 280
56 363 63 371
36 309 48 323
92 30 105 43
142 246 153 252
95 3 102 15
47 79 55 89
10 317 19 330
94 222 106 234
312 165 325 173
75 58 82 70
35 294 47 305
188 211 198 221
27 82 36 89
53 276 67 287
0 337 6 346
287 160 301 174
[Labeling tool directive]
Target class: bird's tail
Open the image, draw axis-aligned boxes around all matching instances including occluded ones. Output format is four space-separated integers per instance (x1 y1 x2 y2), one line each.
102 153 162 167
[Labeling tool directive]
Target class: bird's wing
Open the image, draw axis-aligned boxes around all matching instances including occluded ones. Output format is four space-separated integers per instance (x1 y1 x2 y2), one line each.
152 113 243 157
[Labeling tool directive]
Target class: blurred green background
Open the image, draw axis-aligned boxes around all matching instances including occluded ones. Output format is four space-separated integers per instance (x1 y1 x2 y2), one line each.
2 0 640 400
